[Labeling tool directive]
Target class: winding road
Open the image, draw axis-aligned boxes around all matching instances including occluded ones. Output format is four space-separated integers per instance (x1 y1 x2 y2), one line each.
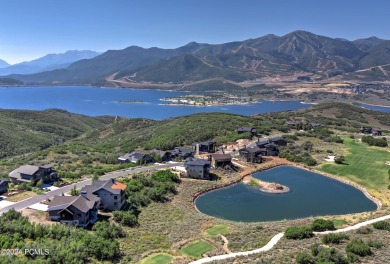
0 162 183 215
190 214 390 264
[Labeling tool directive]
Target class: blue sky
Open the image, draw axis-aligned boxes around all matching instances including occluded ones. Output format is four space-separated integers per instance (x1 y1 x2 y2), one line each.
1 0 389 64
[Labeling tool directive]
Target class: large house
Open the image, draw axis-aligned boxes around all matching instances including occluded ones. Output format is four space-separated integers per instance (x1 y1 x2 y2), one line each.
9 164 57 185
118 152 154 164
170 147 195 160
238 146 263 163
360 126 372 134
210 153 232 168
184 158 211 180
192 141 216 153
372 129 382 136
81 179 126 211
0 178 9 194
47 193 100 227
237 127 257 135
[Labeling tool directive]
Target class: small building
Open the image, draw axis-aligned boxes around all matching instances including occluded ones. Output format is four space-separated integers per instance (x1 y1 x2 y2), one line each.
47 194 100 227
81 179 126 211
0 178 9 194
192 141 216 153
268 136 288 146
9 164 57 185
360 126 372 134
286 120 302 128
170 147 195 160
372 129 382 136
237 127 257 135
238 146 263 163
150 149 171 162
184 158 211 180
308 122 322 129
210 153 232 168
118 152 154 164
255 140 280 156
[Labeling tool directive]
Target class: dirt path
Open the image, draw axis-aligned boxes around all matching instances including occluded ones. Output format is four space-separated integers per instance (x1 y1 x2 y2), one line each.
220 235 232 254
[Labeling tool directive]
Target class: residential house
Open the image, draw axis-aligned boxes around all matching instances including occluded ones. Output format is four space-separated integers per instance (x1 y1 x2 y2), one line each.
9 164 57 185
210 153 232 168
286 120 302 128
150 149 171 162
237 127 257 135
268 136 288 146
360 126 372 134
0 178 9 194
170 147 195 160
184 158 211 180
192 141 216 153
118 152 154 164
47 193 100 227
238 146 263 163
372 129 382 136
81 179 126 211
308 122 322 129
255 140 280 156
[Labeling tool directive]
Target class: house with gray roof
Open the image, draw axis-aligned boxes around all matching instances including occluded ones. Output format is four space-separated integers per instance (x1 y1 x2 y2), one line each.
192 141 216 153
184 158 211 180
170 147 195 160
47 193 100 227
118 152 153 164
238 146 263 163
0 178 9 194
9 164 57 185
81 179 126 211
237 127 257 135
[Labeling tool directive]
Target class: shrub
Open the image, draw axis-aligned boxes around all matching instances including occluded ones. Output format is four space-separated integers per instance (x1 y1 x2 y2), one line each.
334 155 345 164
112 210 138 227
311 219 335 232
372 221 390 231
346 239 372 257
285 226 314 240
322 233 349 244
296 252 315 264
356 227 373 234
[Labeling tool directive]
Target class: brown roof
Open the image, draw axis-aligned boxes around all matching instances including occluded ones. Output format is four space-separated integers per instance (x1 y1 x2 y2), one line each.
211 153 232 161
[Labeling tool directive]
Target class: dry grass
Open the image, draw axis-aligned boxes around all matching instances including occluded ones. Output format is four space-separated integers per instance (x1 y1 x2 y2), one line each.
6 191 37 202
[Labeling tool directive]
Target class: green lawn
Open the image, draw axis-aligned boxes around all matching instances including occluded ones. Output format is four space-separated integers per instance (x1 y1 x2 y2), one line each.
332 219 347 227
320 138 390 190
205 225 229 236
140 253 173 264
180 240 214 259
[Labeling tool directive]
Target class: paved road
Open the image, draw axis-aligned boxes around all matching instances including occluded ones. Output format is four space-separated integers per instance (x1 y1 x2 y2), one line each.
191 213 390 264
0 162 183 215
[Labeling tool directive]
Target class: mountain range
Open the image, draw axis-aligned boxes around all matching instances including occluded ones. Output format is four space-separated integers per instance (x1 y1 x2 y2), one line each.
0 50 101 76
0 59 10 68
7 31 390 86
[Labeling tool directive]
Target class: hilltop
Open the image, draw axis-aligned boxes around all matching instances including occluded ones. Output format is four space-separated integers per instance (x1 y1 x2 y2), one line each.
8 31 390 86
0 109 115 158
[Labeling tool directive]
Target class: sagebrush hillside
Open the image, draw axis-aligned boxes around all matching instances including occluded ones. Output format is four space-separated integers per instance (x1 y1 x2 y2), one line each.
0 109 115 158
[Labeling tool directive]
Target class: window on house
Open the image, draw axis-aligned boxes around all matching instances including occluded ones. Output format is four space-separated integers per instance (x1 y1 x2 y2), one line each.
114 196 117 200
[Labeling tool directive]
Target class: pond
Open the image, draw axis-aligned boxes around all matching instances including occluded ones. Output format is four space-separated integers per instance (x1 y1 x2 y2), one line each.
195 166 377 222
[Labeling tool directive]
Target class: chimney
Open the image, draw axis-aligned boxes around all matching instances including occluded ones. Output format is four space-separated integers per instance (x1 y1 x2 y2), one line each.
81 190 87 198
196 143 200 155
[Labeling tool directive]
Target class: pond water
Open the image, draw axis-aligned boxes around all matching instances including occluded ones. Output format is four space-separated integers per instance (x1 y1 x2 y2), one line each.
195 166 377 222
0 86 312 119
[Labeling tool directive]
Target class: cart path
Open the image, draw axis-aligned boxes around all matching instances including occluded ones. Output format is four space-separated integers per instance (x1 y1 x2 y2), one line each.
190 214 390 264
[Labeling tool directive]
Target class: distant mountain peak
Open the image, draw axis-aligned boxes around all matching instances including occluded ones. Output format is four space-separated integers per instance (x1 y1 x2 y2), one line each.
0 59 10 69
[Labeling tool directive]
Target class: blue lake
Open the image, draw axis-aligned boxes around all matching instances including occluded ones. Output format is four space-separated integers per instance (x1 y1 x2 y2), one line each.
195 166 377 222
0 86 312 119
353 103 390 113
